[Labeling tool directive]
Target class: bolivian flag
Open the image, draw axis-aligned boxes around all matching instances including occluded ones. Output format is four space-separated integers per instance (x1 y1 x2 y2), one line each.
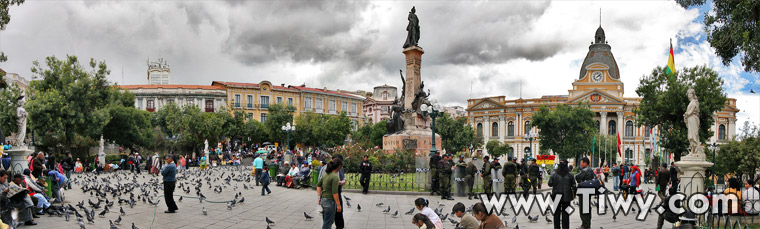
666 41 675 77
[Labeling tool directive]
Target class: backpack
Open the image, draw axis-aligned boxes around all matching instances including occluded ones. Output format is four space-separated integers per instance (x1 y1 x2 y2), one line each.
578 178 602 194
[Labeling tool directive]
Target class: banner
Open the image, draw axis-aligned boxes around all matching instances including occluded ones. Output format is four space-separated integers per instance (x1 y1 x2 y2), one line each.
536 155 556 165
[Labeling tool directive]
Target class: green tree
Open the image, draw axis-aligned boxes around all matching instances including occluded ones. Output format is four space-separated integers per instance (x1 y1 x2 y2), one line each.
172 105 225 152
319 112 352 147
26 55 126 154
151 102 181 137
293 112 352 148
352 119 387 148
264 104 295 147
532 103 596 160
634 65 727 161
102 105 154 151
242 119 267 146
0 84 22 136
485 140 512 158
436 113 481 154
678 0 760 72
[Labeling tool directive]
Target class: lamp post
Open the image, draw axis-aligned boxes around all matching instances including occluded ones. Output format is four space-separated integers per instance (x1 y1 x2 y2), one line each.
711 142 717 184
281 122 295 151
421 102 442 156
525 133 535 161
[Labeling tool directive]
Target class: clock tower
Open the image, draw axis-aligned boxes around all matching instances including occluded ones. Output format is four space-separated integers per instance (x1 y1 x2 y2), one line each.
568 25 624 102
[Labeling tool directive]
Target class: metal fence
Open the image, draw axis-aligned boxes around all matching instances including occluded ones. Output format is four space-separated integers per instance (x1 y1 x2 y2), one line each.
676 172 760 229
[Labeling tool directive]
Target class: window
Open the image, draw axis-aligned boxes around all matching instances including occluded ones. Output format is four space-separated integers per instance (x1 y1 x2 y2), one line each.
316 98 323 110
277 97 282 104
205 100 214 112
288 98 294 107
382 92 389 100
137 98 143 110
329 100 336 113
305 97 312 109
167 98 174 104
234 94 241 107
146 100 155 111
261 113 267 123
342 101 348 112
247 95 253 108
625 148 634 164
492 122 498 137
351 103 357 113
524 121 531 135
508 121 514 136
608 120 616 135
247 113 253 121
477 123 483 138
625 121 633 137
382 106 388 112
260 96 270 108
719 124 726 140
645 126 651 138
187 99 193 107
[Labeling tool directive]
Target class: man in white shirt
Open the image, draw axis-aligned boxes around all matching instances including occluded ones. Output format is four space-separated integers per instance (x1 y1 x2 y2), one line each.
743 180 760 214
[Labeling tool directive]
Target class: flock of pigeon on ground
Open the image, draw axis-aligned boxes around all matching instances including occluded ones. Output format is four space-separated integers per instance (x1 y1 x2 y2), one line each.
39 165 634 229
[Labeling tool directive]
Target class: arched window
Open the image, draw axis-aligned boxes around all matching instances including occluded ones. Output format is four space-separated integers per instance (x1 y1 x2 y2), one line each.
508 121 514 136
625 121 633 136
492 122 499 137
382 92 389 100
477 123 483 138
524 121 531 135
597 120 600 133
608 120 616 135
719 124 726 140
645 126 651 138
625 148 633 164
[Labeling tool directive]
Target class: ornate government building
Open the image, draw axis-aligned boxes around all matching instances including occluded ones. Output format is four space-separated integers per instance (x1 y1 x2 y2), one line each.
466 26 739 165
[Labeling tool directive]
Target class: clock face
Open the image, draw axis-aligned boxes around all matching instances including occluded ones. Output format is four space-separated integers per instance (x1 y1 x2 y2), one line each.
592 71 603 82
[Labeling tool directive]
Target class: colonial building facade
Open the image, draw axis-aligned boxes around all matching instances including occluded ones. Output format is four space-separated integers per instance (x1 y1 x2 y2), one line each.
363 84 397 124
466 26 739 166
212 81 301 123
289 84 365 126
120 84 227 112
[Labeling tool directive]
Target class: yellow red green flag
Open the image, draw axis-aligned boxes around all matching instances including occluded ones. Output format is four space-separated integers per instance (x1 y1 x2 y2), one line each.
666 41 675 76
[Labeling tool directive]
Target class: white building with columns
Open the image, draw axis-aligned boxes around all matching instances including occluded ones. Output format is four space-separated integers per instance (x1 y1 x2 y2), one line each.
120 84 227 113
465 26 739 166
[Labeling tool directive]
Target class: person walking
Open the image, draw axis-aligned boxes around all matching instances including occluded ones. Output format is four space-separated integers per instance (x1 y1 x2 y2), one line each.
437 154 454 200
316 159 342 229
669 162 678 187
161 155 178 213
359 155 372 194
548 160 575 229
259 167 272 196
464 157 477 200
656 163 670 201
575 157 595 229
480 156 492 196
253 154 264 186
61 152 74 189
502 157 518 194
611 163 620 191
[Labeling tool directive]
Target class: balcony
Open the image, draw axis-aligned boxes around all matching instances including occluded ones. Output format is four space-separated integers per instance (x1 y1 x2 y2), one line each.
234 103 241 108
147 108 155 112
205 108 214 113
261 103 269 109
247 103 253 109
316 108 323 113
329 110 336 114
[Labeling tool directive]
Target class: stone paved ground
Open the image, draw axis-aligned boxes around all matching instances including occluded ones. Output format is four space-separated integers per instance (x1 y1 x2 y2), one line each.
33 166 660 229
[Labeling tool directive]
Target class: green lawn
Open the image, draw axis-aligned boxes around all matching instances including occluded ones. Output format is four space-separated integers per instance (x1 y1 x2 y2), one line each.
337 172 540 192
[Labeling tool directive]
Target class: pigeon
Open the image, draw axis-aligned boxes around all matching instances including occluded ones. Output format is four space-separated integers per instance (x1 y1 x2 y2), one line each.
448 218 459 224
391 210 398 218
265 217 275 225
545 216 552 224
511 215 517 224
501 211 510 217
115 216 122 225
109 220 118 229
65 208 71 221
440 213 448 221
239 197 245 204
344 196 351 201
120 207 125 216
383 206 391 213
179 196 183 202
376 203 384 207
304 212 313 221
79 220 86 229
405 208 415 215
528 215 538 223
131 223 138 229
346 200 351 208
357 204 362 212
99 209 107 218
202 207 207 215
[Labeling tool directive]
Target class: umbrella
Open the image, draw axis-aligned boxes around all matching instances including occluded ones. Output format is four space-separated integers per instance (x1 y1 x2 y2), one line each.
255 150 269 154
262 142 272 146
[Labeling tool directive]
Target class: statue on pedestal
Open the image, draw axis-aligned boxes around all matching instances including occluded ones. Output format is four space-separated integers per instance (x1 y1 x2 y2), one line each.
683 88 704 158
98 135 106 168
14 96 27 147
403 6 420 48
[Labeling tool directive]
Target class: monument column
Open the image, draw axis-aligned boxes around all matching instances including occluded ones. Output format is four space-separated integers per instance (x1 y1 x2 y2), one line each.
403 47 424 109
499 115 505 143
600 112 608 135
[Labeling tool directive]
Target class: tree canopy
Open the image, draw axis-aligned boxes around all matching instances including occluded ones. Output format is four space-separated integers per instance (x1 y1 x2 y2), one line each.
436 113 482 155
485 140 512 158
634 65 727 161
532 103 596 160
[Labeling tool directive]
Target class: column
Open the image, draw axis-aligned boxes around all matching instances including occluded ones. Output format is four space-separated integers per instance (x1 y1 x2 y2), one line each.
617 112 624 137
600 112 608 135
499 115 505 143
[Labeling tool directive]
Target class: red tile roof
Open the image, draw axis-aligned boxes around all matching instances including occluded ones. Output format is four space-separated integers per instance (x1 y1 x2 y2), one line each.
120 84 224 90
212 81 295 91
288 86 364 99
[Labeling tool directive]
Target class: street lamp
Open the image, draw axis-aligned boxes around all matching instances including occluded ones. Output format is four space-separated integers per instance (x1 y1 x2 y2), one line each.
281 122 295 151
711 142 717 184
524 133 536 161
421 101 443 156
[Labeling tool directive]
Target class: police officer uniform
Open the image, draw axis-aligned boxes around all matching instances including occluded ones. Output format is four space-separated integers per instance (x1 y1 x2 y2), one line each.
438 154 454 200
502 157 518 194
481 156 492 195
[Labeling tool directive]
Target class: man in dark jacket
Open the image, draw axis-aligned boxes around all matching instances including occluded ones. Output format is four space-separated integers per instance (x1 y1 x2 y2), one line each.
611 163 620 191
656 163 670 201
502 157 518 194
464 157 477 199
548 160 575 229
359 155 372 194
32 153 44 179
62 152 74 189
429 151 441 195
575 157 595 229
480 156 492 196
670 162 678 187
529 159 540 195
438 154 454 200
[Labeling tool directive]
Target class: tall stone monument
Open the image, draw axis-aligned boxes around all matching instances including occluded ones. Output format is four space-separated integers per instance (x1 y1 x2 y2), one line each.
675 88 713 197
384 6 440 155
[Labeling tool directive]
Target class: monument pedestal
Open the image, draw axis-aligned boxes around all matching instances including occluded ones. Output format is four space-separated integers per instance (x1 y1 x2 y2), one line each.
675 151 712 197
383 128 441 156
7 147 32 175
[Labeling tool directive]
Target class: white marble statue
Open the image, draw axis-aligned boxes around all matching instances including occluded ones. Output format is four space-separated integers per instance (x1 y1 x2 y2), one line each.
204 139 209 166
683 88 704 158
98 135 106 168
15 98 27 147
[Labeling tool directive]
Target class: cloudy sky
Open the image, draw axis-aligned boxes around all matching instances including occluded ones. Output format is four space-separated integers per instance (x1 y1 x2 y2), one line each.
1 0 758 131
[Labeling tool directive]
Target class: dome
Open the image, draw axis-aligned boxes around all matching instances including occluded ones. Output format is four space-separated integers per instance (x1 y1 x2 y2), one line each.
579 26 620 80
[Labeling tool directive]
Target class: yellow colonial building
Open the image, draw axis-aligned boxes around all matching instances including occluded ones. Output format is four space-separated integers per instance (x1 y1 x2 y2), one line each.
466 26 739 166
